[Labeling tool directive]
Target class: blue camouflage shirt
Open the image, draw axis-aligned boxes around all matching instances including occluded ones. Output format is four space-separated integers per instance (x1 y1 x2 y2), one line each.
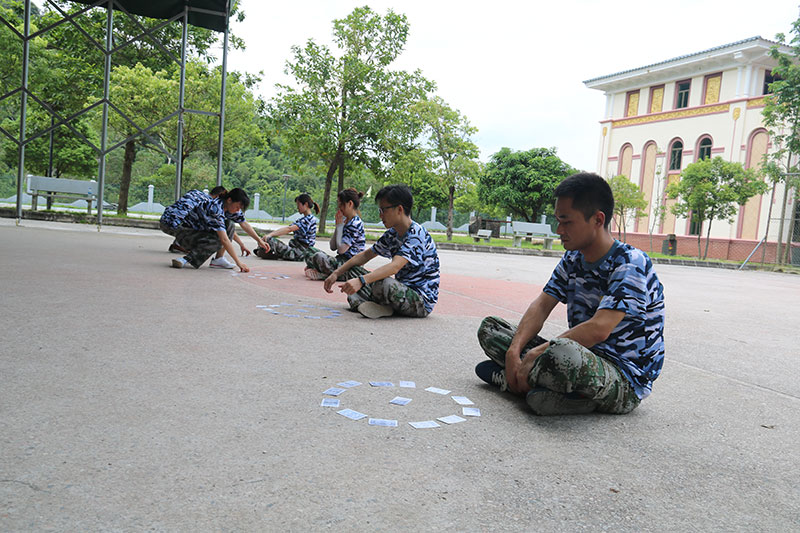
371 221 440 313
293 214 317 246
543 240 665 399
161 190 226 232
224 209 246 224
340 215 366 259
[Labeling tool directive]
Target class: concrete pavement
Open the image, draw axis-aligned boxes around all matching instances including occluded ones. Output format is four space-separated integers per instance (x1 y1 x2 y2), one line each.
1 219 798 531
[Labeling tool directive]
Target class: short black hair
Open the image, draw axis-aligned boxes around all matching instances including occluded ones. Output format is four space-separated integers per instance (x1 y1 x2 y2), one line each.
209 185 227 197
375 184 413 217
554 172 614 228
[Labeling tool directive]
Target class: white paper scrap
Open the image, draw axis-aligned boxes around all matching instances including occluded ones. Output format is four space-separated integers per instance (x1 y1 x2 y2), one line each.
462 407 481 417
425 386 451 395
389 397 412 406
337 380 362 388
437 415 467 424
337 409 367 420
409 420 440 429
323 387 346 396
398 381 416 388
368 418 398 427
369 381 394 387
451 396 474 406
320 398 340 407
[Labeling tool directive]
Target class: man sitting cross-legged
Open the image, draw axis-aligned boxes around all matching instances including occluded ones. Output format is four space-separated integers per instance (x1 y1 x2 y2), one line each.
475 172 665 415
323 184 440 319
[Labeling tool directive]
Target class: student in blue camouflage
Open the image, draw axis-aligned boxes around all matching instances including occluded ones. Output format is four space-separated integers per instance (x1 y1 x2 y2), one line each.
323 184 440 319
475 173 665 416
254 193 320 261
160 187 261 272
304 188 369 281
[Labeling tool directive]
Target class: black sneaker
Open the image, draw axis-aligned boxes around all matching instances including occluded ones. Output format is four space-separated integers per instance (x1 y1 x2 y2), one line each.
475 360 508 391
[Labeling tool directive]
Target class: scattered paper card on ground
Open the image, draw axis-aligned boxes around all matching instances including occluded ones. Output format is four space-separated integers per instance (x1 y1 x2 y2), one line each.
337 409 367 421
437 414 467 424
409 420 440 429
425 386 451 395
451 396 474 406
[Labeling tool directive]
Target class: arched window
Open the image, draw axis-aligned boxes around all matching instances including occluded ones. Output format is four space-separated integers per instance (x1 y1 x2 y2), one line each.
669 140 683 171
697 137 712 161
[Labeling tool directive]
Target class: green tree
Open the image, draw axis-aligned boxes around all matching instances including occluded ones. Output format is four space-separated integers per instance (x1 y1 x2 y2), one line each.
389 147 445 220
479 147 574 222
667 157 768 259
763 19 800 264
271 6 433 233
412 97 480 240
608 174 648 243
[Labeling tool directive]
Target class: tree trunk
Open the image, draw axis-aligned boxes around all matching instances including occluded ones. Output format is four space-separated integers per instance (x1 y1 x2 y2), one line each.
760 182 777 264
117 139 136 215
703 220 713 260
782 186 798 264
319 151 341 235
447 184 455 241
337 153 345 194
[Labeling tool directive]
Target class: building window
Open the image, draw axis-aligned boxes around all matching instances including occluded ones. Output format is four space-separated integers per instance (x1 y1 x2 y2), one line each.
675 80 691 109
703 73 722 105
669 140 683 170
625 90 640 117
688 212 701 235
697 137 712 160
763 70 781 95
649 85 664 114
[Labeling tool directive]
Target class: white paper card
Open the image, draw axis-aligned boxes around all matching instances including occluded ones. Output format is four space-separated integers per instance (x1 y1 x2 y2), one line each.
451 396 474 406
398 381 416 388
320 398 340 407
369 381 394 387
337 409 367 420
409 420 440 429
323 387 346 396
368 418 398 427
462 407 481 417
438 415 467 424
425 387 451 395
338 380 362 388
389 396 412 406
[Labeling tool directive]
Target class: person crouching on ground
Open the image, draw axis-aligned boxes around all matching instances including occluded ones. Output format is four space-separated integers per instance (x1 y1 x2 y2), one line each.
160 187 258 272
323 184 440 319
304 187 369 281
474 172 665 416
254 193 320 261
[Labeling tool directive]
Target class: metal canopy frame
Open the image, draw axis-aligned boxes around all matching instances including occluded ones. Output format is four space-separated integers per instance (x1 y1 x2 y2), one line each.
1 0 232 226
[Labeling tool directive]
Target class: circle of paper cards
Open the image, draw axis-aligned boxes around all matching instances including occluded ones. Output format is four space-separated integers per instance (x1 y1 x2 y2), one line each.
320 380 481 429
255 303 343 320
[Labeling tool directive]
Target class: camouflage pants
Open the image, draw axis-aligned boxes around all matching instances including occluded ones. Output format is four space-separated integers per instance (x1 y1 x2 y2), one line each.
347 277 430 318
304 251 369 281
477 316 640 414
160 221 233 268
255 237 318 262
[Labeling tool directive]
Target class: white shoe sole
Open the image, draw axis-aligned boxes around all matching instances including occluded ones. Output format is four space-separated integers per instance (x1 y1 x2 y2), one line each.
171 259 188 269
209 263 234 269
357 301 394 319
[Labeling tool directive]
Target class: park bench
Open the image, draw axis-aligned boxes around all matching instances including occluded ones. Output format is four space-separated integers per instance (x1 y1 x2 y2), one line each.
472 229 492 243
28 175 98 214
511 221 558 249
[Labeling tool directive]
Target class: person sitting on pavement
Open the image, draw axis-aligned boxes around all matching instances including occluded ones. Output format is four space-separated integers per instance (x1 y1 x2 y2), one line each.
253 193 320 261
323 184 440 319
160 187 261 272
304 187 369 281
475 172 665 415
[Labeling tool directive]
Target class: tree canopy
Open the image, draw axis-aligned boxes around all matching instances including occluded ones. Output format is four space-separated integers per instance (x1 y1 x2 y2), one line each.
608 174 647 242
479 147 574 222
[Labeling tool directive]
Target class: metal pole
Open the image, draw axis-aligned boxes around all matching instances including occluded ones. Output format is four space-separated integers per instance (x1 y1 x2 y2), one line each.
282 174 290 222
175 6 189 201
15 0 31 223
97 1 113 228
215 0 230 186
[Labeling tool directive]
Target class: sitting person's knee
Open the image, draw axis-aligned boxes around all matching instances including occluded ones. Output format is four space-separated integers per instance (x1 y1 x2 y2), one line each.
536 338 585 372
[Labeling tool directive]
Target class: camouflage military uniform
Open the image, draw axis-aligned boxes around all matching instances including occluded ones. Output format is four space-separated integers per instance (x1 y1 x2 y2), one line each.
305 252 369 281
477 316 640 414
347 278 430 318
255 237 318 261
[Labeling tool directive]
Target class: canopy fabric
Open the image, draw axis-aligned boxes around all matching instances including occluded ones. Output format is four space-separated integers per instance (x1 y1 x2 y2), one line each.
71 0 230 32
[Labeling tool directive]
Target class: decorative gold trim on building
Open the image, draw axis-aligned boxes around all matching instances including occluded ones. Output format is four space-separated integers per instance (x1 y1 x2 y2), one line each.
733 107 741 120
602 127 607 136
746 97 766 108
612 103 730 128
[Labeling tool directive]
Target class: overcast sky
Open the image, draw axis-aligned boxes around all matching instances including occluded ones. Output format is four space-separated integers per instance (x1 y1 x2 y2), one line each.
223 0 799 172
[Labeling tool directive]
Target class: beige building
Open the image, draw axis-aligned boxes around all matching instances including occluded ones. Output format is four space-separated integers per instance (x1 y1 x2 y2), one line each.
584 36 796 262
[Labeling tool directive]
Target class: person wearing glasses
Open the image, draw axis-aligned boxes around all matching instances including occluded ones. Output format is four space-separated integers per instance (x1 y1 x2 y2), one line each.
323 184 439 319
